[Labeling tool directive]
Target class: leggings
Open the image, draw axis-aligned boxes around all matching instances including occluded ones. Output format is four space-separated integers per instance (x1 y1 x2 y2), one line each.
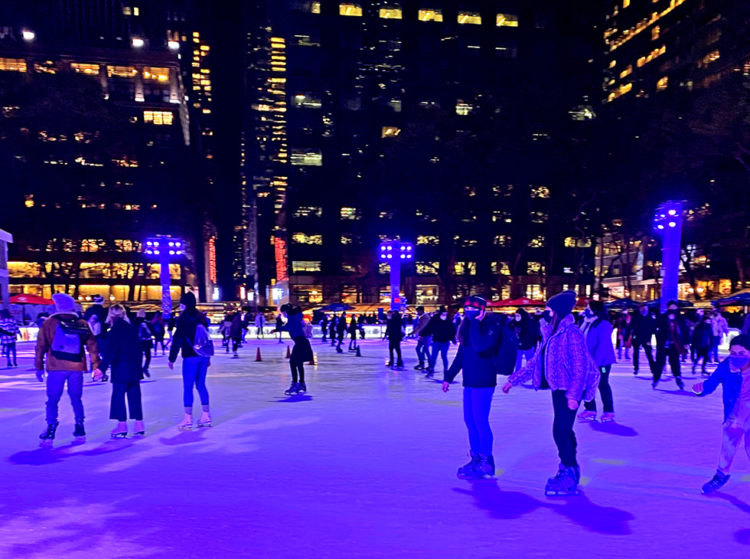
583 365 614 413
182 356 210 407
290 358 305 384
552 390 579 467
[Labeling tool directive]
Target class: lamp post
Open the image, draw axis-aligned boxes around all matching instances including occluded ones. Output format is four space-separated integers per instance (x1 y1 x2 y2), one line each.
653 201 684 314
378 240 414 312
144 236 185 318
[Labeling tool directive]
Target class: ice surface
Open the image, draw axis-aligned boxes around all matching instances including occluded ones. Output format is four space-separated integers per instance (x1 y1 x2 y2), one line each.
0 339 747 558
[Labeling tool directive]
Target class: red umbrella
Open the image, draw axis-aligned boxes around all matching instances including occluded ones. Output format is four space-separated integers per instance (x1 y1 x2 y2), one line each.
10 294 54 305
491 297 545 307
487 298 513 307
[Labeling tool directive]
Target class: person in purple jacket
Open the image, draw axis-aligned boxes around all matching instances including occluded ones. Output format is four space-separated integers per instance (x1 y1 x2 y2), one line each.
502 291 600 496
578 300 617 423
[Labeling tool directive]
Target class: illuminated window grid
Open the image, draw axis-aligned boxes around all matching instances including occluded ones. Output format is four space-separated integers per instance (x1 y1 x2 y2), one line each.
143 111 174 125
143 67 169 82
107 65 137 78
605 0 687 52
339 3 363 16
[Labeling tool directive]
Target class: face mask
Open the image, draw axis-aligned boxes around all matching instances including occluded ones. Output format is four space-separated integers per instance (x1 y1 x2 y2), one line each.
514 314 521 322
543 310 553 323
440 314 448 320
729 355 750 371
584 309 592 318
464 309 480 320
640 309 648 316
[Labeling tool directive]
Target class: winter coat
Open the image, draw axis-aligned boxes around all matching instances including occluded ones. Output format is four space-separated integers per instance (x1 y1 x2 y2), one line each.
631 313 656 345
710 314 729 337
444 314 504 388
413 313 432 337
99 319 143 383
691 322 713 351
229 315 244 340
278 313 305 338
508 314 600 402
35 312 100 372
385 316 404 342
429 318 456 343
514 309 540 350
656 314 689 351
697 358 745 422
582 317 617 367
0 317 19 345
169 310 208 362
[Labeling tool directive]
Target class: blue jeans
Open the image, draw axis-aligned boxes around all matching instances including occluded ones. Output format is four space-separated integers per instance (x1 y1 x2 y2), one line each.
514 348 536 372
416 336 431 364
182 356 210 407
46 370 84 424
463 387 495 457
429 341 450 371
711 336 721 362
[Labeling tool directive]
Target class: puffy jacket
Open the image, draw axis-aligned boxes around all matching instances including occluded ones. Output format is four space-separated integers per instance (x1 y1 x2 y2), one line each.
581 317 617 367
444 314 504 388
696 358 745 422
508 314 600 402
35 312 100 372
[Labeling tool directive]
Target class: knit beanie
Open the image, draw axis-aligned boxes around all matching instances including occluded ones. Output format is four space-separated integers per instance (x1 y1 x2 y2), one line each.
729 334 750 351
52 293 77 314
547 290 576 318
589 299 605 316
464 295 487 311
180 292 197 309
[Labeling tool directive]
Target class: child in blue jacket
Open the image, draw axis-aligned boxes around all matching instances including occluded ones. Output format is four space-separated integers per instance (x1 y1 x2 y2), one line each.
692 334 750 494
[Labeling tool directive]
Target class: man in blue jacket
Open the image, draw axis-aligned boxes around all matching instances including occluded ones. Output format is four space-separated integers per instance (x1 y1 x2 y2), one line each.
692 334 750 494
442 296 503 480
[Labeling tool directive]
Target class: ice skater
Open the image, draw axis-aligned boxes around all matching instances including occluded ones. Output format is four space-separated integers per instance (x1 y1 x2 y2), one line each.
100 305 145 438
271 304 313 395
578 300 617 423
348 315 358 351
255 312 266 339
653 301 688 390
0 309 20 367
168 293 213 430
502 291 600 496
426 307 455 378
336 312 346 353
693 335 750 494
135 310 153 377
442 296 503 480
384 310 404 368
35 293 102 444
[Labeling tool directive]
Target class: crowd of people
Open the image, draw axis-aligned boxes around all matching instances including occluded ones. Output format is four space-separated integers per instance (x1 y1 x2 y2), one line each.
14 288 750 497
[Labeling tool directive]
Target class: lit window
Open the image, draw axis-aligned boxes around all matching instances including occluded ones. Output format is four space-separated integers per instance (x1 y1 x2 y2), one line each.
292 260 322 273
70 62 99 75
339 3 362 16
454 262 477 276
293 206 322 218
636 45 666 68
134 7 140 16
417 235 439 246
530 211 548 224
458 12 481 25
454 236 478 247
528 236 546 248
493 184 514 197
381 126 401 138
143 111 174 125
607 82 633 102
416 261 440 275
652 26 660 41
340 234 358 245
388 98 402 112
340 207 361 220
701 49 720 65
456 101 474 116
563 237 593 248
530 186 550 199
0 58 27 72
527 262 544 274
291 233 323 245
107 65 137 78
656 76 668 91
496 13 519 27
143 67 170 82
290 149 323 166
34 61 57 74
526 284 544 299
492 210 512 223
291 93 322 109
493 235 511 247
491 262 511 275
379 6 402 19
418 9 443 22
379 263 391 274
311 1 321 13
619 65 632 79
609 59 616 69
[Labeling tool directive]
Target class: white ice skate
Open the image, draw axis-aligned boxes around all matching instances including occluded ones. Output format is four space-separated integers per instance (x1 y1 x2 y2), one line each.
197 412 212 428
178 414 193 430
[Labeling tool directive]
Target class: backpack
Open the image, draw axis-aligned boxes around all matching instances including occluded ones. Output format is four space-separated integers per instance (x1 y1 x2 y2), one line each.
193 323 214 357
50 318 90 362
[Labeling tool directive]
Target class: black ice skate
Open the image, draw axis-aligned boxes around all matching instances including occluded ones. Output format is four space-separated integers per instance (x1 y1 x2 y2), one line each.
297 382 307 393
701 470 730 494
39 422 59 445
545 464 581 496
73 422 86 440
285 382 300 395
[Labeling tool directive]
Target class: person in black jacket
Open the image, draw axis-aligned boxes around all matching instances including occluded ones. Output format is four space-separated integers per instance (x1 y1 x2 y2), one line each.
384 311 404 368
691 315 713 376
229 312 244 358
425 307 456 377
168 292 212 430
442 296 502 480
512 308 539 372
336 312 347 353
631 305 657 375
653 301 688 390
101 305 145 438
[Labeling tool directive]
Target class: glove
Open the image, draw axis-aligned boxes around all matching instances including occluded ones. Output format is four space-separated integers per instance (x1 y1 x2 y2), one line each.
35 370 45 382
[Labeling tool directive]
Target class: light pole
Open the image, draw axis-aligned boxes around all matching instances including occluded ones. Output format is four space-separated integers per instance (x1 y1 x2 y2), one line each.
653 201 684 313
0 229 12 310
378 240 414 312
144 236 185 318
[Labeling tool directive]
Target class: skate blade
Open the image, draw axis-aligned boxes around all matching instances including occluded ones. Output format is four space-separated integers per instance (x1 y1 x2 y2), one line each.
110 433 128 439
178 425 192 431
545 489 582 497
197 423 212 428
73 436 86 443
39 440 53 447
133 432 146 437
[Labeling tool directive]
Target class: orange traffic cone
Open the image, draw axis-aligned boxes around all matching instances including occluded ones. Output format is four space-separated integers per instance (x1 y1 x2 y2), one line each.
255 347 262 362
285 345 291 359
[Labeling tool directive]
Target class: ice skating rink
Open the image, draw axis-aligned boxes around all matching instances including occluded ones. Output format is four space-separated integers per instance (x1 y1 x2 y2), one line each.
1 339 747 559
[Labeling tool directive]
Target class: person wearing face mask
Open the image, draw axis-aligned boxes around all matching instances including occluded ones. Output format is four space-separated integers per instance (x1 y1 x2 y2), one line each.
653 301 688 390
442 296 503 480
502 291 600 496
425 306 456 378
691 315 713 376
578 300 617 423
692 335 750 494
513 309 539 373
630 305 656 376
